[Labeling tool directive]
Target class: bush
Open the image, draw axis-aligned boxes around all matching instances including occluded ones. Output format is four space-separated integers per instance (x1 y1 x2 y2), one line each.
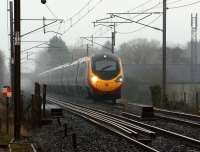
150 85 161 107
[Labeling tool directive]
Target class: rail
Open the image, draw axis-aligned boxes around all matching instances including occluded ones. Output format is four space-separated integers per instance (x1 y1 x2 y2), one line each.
47 96 159 152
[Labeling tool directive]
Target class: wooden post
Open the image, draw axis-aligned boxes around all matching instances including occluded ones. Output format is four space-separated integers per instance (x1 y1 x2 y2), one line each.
31 95 42 127
183 92 186 104
35 82 41 96
42 84 47 117
31 94 35 127
34 83 41 126
6 97 9 134
196 92 199 113
123 99 128 112
20 94 23 121
0 118 1 133
72 133 77 151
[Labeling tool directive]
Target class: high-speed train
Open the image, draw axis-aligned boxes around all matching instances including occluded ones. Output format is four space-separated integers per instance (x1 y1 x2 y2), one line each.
39 53 124 102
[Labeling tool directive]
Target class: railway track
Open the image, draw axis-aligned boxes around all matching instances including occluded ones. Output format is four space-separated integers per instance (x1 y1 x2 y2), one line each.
47 96 200 151
154 108 200 126
47 96 159 152
119 112 200 149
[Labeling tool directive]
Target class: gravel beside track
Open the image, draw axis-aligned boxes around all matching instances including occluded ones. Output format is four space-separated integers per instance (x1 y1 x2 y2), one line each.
28 111 143 152
144 118 200 141
46 95 200 152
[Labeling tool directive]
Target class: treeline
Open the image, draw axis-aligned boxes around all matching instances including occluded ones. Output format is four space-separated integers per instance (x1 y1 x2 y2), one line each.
118 38 190 64
0 50 6 88
36 36 191 73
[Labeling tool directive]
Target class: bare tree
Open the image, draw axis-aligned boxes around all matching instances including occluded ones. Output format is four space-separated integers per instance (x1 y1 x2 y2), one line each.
36 36 70 73
118 38 161 64
0 50 6 86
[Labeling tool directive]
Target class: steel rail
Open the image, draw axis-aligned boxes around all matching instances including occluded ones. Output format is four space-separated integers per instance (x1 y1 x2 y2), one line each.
93 109 200 149
48 98 137 136
154 108 200 121
47 97 159 152
155 114 200 128
122 111 200 128
72 105 153 138
48 96 156 137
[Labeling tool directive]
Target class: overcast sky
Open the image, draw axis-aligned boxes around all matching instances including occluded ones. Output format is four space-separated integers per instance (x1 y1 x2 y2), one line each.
1 0 200 71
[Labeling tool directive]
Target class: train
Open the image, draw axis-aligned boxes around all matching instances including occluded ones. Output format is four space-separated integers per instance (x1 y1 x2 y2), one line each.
39 53 124 103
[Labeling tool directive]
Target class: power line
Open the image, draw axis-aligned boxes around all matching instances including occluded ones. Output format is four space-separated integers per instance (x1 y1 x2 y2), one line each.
127 0 155 12
117 14 162 34
167 0 185 5
168 0 200 9
62 0 103 35
45 4 58 19
82 37 112 50
94 1 161 37
91 0 156 37
66 0 94 21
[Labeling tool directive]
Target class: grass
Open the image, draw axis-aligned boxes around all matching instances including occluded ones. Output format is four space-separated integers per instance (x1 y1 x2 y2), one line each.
0 134 11 145
9 143 34 152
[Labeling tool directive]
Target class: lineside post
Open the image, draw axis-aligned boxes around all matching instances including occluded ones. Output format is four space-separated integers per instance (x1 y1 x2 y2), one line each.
162 0 167 106
42 84 47 117
6 97 9 134
9 1 14 106
14 0 21 140
196 92 199 113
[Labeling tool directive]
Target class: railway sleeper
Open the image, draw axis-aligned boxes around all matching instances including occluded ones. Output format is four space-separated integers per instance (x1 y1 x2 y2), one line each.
122 112 156 121
58 99 156 137
154 108 200 122
75 108 139 138
155 114 200 128
86 110 156 139
48 99 138 138
103 111 200 149
47 98 159 152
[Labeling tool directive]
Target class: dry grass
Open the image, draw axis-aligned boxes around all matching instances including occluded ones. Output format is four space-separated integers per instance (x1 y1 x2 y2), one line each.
9 143 34 152
0 134 11 145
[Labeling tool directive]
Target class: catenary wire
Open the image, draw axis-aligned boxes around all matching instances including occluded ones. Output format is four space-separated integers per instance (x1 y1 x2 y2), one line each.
168 0 200 9
66 0 94 21
117 14 162 34
45 4 58 19
62 0 103 35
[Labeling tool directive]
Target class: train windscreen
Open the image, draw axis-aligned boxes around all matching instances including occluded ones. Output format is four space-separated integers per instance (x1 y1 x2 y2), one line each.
92 55 120 80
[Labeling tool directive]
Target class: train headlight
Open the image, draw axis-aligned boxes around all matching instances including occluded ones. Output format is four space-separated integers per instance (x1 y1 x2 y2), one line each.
116 76 123 82
91 76 98 83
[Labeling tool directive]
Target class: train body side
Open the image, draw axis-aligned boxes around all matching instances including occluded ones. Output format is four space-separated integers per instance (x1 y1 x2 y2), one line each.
39 53 123 101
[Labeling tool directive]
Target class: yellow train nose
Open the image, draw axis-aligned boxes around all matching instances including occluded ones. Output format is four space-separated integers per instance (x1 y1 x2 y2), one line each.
95 80 121 92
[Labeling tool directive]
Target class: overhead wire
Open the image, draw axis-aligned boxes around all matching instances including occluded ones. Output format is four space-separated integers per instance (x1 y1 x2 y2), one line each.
65 0 94 21
87 0 162 49
62 0 103 35
126 0 155 12
167 0 185 5
117 14 162 34
96 0 162 37
168 0 200 9
96 0 197 37
45 4 58 19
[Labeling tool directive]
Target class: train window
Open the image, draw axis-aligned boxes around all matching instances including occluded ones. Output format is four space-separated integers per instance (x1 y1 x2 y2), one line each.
95 60 117 71
92 55 120 80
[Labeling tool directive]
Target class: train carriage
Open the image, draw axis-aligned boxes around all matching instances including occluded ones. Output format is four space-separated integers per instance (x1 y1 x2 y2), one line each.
39 53 124 102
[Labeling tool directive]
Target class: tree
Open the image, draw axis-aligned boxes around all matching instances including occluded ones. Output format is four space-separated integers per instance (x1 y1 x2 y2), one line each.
100 41 112 54
118 38 161 64
0 50 6 86
36 36 70 73
167 46 189 64
47 36 70 67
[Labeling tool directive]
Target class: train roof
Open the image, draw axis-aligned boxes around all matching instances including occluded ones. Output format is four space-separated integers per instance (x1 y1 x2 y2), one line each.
39 53 120 76
39 56 90 76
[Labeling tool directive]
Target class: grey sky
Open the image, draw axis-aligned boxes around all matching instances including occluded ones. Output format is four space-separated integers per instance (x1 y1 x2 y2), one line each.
1 0 200 65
